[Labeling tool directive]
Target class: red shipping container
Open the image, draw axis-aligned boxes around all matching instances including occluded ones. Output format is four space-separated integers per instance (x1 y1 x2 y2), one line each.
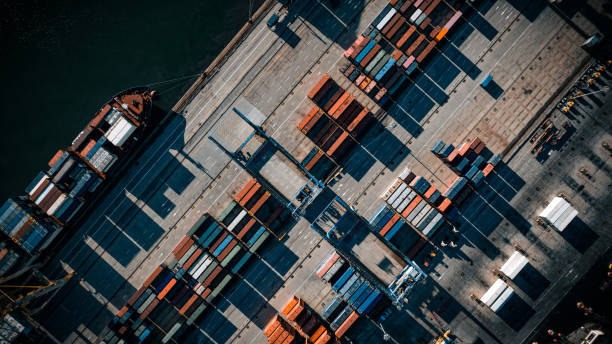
237 218 257 239
316 253 340 278
183 248 204 270
474 141 486 155
139 299 159 319
173 237 193 259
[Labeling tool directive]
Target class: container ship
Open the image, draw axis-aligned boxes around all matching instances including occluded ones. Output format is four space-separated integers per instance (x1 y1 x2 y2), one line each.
0 87 152 275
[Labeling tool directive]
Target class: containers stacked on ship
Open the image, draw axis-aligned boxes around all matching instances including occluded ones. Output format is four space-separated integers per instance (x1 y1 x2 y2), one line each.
431 136 502 189
25 155 99 225
71 87 152 177
22 88 152 227
0 197 63 270
302 75 375 182
316 251 385 325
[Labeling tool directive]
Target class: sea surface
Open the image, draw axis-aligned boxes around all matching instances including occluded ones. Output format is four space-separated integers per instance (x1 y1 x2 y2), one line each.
0 0 262 201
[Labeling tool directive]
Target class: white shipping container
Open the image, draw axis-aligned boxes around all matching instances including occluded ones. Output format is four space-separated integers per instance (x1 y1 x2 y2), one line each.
47 194 67 216
113 121 137 147
34 184 54 205
28 174 49 196
387 183 407 204
227 210 247 232
376 7 397 30
409 9 423 22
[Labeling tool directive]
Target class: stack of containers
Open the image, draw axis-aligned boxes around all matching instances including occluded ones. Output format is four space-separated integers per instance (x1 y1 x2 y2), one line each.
341 0 465 105
302 75 374 174
0 197 62 256
264 314 301 344
225 178 293 237
99 211 271 344
390 0 462 42
26 148 107 224
378 168 451 237
316 251 384 322
279 296 332 343
431 137 503 187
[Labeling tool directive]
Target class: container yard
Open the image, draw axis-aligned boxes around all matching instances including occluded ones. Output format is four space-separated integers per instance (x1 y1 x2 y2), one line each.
2 0 611 343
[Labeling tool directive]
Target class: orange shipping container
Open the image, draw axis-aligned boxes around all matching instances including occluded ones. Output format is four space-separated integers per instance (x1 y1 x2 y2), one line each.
335 311 359 338
308 74 331 99
316 252 340 278
314 330 331 344
287 299 305 321
48 150 65 167
282 296 299 315
310 325 326 342
179 294 199 315
298 107 321 131
269 325 285 343
250 192 270 213
302 109 324 134
79 139 97 158
380 214 400 236
305 150 324 171
235 179 257 203
482 163 494 176
264 315 281 337
157 278 177 299
327 132 350 157
281 333 295 344
117 306 129 318
435 28 448 41
143 266 164 288
328 93 351 117
424 186 437 199
402 196 422 218
437 198 451 213
240 183 261 206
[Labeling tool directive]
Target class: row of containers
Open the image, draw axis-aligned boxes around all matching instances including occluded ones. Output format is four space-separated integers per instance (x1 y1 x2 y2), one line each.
300 74 375 183
341 0 464 107
0 90 151 277
265 296 337 344
97 179 295 343
369 167 456 260
431 136 502 204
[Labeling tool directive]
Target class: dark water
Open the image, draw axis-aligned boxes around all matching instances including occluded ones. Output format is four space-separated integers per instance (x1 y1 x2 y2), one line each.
0 0 262 201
